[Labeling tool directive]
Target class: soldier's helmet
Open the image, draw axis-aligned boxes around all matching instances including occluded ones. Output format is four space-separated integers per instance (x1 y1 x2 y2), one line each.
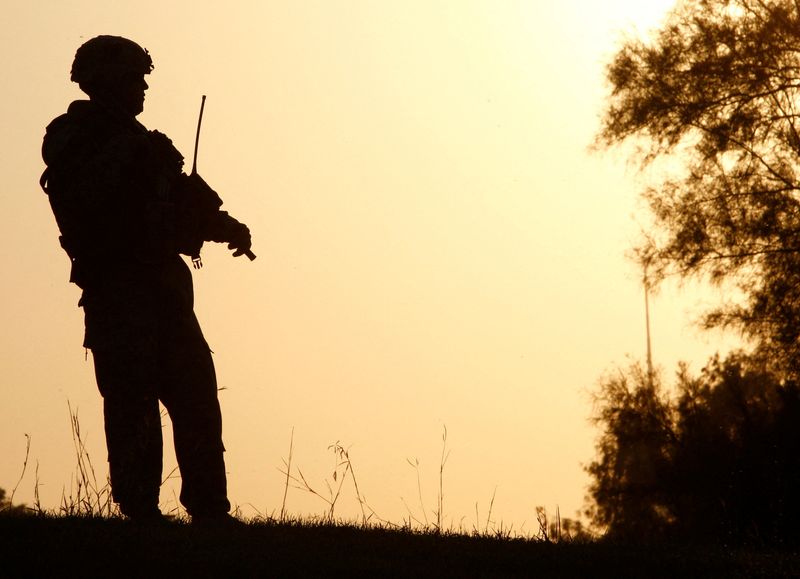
70 35 153 93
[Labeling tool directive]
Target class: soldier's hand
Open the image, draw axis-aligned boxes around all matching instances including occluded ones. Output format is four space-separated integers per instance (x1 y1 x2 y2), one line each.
227 222 252 257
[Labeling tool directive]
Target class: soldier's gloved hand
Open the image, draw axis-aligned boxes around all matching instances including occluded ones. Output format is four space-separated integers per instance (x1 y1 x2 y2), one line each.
227 222 252 257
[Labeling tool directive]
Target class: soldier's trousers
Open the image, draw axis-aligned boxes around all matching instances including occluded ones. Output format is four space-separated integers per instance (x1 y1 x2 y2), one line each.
91 318 231 519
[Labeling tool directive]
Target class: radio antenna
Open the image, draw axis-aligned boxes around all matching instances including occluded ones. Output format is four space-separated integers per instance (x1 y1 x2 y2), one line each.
188 94 256 262
191 94 206 176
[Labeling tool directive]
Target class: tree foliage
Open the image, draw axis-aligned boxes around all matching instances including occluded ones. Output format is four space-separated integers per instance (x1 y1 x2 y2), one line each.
585 364 675 542
599 0 800 374
587 353 800 544
0 488 27 517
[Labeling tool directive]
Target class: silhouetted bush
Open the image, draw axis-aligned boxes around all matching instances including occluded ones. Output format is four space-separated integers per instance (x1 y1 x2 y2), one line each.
0 487 27 516
587 352 800 546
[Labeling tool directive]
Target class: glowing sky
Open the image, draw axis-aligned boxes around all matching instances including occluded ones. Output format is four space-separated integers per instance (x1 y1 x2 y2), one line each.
0 0 731 529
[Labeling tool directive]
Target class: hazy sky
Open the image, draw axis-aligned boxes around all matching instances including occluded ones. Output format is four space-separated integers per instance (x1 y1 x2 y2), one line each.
1 0 734 529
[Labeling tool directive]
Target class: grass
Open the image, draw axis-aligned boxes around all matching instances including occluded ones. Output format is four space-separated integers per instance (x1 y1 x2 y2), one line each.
4 409 800 577
2 514 800 578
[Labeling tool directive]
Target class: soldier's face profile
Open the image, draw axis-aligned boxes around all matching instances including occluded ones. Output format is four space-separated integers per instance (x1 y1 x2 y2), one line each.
98 71 149 117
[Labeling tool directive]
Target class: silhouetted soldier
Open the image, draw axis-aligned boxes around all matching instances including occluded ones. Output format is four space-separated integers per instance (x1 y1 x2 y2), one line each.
40 36 252 524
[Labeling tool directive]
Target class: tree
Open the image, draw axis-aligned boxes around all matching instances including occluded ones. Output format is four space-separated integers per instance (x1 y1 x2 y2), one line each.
587 353 800 544
585 363 675 542
598 0 800 376
0 487 27 516
668 354 800 544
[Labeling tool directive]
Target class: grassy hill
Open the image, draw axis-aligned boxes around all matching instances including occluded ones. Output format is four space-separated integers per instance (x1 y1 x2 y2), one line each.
1 515 799 578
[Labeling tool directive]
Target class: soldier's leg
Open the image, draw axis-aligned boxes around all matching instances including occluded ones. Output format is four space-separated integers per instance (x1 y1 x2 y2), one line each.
158 325 230 518
92 348 163 518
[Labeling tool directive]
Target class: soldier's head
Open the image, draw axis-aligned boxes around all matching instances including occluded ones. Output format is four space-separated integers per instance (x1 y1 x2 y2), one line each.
71 35 153 117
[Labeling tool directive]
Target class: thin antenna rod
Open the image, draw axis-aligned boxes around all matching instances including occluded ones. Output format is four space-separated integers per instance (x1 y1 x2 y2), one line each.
188 94 256 262
644 264 654 387
191 94 206 176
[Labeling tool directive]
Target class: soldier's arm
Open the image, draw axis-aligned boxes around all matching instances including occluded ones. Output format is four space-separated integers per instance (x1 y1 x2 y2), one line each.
206 211 252 256
177 172 253 257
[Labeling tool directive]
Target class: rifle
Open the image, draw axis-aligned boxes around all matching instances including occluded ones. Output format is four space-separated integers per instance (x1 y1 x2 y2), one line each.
191 95 256 264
